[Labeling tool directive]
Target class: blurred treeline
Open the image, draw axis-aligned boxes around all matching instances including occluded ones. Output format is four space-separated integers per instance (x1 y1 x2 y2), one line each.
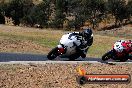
0 0 132 30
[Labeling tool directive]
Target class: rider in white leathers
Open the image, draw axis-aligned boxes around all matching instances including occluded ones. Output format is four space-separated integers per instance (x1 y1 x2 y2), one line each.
68 28 93 58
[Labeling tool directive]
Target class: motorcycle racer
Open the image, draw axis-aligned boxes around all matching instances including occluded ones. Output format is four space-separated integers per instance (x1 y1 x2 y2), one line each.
68 28 93 58
113 40 132 54
102 39 132 62
47 23 93 60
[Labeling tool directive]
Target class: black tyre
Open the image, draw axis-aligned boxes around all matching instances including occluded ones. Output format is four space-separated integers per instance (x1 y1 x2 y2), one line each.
129 53 132 60
118 54 129 62
102 50 113 61
69 53 80 61
47 47 58 60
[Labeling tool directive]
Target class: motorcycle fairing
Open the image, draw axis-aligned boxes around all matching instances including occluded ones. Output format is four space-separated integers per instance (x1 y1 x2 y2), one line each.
59 33 81 56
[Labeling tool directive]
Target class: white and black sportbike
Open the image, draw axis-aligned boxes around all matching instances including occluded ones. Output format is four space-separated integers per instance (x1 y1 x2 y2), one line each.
47 29 93 60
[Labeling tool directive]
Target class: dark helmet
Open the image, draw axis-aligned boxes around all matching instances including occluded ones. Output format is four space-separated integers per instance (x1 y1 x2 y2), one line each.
81 28 93 40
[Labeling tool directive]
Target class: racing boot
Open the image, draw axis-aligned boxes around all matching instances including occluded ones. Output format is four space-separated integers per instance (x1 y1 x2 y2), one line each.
76 47 86 58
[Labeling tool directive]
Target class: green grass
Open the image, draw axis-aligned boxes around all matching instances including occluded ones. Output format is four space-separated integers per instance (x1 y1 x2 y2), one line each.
0 32 58 48
0 25 131 58
0 32 127 58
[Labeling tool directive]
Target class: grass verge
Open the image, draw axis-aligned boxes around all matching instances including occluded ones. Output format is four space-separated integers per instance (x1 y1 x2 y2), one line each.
0 25 131 58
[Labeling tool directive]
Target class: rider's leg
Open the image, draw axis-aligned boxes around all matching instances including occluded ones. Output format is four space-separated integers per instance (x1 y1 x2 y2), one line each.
76 47 88 58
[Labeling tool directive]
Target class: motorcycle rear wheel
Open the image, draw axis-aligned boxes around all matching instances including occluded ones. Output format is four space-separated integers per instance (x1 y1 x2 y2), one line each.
69 53 80 61
102 50 129 62
47 47 58 60
118 55 128 62
102 50 113 61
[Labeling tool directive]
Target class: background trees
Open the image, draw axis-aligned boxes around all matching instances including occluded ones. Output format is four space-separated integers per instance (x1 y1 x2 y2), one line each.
0 2 5 24
0 0 131 30
65 0 107 29
0 12 5 24
5 0 24 25
22 0 50 27
126 0 132 22
51 0 65 28
107 0 128 26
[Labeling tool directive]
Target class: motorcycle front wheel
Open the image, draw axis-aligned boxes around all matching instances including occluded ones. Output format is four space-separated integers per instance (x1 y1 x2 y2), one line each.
47 47 58 60
102 50 114 61
118 54 128 62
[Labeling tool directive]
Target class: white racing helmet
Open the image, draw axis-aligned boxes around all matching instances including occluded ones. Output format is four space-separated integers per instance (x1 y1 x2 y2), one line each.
113 41 124 52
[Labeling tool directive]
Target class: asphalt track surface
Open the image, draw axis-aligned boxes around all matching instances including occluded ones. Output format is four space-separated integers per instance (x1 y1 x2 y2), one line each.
0 53 132 64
